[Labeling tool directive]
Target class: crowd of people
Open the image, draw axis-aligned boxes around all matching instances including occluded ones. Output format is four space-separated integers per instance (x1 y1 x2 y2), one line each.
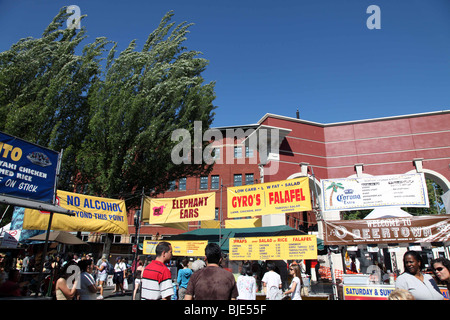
0 251 100 298
1 246 449 300
139 241 310 301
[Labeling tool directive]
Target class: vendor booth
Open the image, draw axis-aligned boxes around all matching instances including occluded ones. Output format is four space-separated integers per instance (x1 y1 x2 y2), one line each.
323 213 450 300
143 226 327 300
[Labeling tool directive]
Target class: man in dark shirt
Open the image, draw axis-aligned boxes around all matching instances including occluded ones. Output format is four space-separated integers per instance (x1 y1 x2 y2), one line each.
185 243 238 300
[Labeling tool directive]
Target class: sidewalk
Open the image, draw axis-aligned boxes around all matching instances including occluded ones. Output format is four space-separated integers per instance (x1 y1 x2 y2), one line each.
100 285 137 300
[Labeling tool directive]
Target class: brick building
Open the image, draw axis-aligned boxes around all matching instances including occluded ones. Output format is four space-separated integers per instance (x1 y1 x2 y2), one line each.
122 110 450 245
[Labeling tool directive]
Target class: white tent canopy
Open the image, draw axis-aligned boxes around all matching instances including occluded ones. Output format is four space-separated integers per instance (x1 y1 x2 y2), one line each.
364 206 413 219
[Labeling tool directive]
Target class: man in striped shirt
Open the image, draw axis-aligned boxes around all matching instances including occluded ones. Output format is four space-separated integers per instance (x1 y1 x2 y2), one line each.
141 241 174 300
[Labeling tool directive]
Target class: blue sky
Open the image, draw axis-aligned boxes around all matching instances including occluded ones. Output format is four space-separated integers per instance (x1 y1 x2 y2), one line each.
0 0 449 128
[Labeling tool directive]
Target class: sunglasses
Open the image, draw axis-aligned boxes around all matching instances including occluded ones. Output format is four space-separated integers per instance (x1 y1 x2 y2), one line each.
434 267 445 272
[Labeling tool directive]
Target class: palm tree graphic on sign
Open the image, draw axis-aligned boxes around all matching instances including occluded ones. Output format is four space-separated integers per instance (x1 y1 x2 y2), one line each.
326 182 344 206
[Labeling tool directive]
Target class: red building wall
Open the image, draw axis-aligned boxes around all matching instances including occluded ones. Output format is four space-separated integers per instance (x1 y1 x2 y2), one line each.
259 111 450 183
131 110 450 238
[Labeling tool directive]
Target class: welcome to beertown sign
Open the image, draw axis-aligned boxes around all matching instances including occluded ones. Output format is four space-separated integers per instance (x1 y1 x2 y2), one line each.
324 215 450 245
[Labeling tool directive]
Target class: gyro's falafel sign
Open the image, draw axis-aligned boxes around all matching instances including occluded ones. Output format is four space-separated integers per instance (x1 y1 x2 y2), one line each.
0 131 59 203
227 177 311 218
146 192 215 224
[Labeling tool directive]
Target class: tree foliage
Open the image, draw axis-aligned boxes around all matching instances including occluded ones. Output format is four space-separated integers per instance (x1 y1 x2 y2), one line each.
79 11 216 201
0 8 216 205
0 9 109 190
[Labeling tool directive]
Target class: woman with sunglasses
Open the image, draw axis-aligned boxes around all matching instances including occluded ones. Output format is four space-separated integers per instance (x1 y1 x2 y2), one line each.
431 257 450 292
284 263 303 300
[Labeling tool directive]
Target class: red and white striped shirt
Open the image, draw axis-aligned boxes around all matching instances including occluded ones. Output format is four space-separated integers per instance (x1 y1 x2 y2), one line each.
141 260 174 300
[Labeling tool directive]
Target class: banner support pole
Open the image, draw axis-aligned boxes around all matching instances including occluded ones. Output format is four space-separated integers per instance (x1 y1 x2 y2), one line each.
36 211 54 296
36 149 63 296
219 178 223 248
131 187 144 300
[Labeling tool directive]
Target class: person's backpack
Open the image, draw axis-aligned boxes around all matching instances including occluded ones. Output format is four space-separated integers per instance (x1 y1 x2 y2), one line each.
106 261 114 275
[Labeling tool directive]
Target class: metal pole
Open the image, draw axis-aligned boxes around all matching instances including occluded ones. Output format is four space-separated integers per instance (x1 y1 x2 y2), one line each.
0 205 10 226
327 246 339 300
36 211 54 296
131 188 144 300
219 178 223 248
308 165 339 299
35 149 63 296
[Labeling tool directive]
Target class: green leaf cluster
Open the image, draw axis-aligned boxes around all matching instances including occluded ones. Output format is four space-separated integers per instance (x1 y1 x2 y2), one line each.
0 8 216 204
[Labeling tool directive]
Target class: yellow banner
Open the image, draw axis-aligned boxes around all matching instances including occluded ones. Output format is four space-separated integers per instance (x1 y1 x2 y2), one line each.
23 190 128 234
229 235 317 261
201 220 221 229
142 193 215 225
225 218 262 229
143 240 208 256
227 178 311 218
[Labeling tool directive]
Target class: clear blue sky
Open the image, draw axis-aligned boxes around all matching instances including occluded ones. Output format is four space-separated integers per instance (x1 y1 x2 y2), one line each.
0 0 449 128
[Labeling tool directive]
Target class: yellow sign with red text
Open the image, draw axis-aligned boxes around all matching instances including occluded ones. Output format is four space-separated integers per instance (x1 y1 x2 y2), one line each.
143 193 215 225
227 178 311 218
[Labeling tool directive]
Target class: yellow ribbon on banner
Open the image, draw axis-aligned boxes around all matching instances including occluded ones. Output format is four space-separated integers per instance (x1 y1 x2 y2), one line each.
23 190 128 234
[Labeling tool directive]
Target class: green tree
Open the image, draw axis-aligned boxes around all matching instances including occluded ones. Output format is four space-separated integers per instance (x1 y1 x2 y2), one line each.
406 179 444 215
78 11 216 202
0 8 109 190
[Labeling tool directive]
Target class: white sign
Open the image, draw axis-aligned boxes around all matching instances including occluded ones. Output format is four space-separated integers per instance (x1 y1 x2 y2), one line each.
1 229 21 248
322 173 429 211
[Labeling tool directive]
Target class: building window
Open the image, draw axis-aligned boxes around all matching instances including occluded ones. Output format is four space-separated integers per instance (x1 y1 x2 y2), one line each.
234 146 242 158
245 173 254 185
213 147 220 160
169 180 176 191
179 177 186 191
114 235 122 243
246 146 253 158
215 208 219 220
211 175 220 189
200 176 209 189
234 174 242 186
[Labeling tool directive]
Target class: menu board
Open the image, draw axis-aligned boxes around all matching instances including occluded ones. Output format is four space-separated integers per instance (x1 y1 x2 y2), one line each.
322 173 429 211
143 240 208 257
229 235 317 260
